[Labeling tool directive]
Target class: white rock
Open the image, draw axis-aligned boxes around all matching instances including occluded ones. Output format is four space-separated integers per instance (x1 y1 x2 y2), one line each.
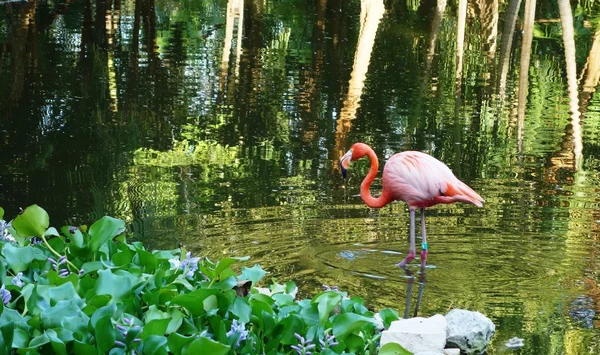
445 309 495 354
443 349 461 355
381 314 447 353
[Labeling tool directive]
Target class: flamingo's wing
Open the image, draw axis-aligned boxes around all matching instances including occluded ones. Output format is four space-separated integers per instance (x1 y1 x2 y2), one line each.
382 151 484 208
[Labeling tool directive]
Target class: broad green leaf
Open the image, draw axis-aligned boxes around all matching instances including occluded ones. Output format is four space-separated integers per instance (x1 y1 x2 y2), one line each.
272 294 294 307
0 207 4 219
1 244 34 273
141 319 170 340
240 264 267 285
45 329 67 355
48 282 79 306
203 295 218 312
378 308 400 329
167 333 194 355
187 336 230 355
61 316 89 337
231 297 251 324
29 333 50 348
12 329 29 348
94 315 116 353
214 257 238 277
0 322 14 354
74 339 96 353
88 216 126 253
142 335 168 355
379 342 413 355
279 314 305 344
314 291 342 324
95 269 133 302
332 313 375 341
136 249 158 273
170 294 204 317
41 300 84 329
12 205 49 237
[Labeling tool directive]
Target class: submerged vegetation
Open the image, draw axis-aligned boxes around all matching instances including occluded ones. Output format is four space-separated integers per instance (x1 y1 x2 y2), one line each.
0 205 410 354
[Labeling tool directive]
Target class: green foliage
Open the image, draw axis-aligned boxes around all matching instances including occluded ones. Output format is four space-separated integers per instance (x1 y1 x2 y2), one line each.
0 205 410 354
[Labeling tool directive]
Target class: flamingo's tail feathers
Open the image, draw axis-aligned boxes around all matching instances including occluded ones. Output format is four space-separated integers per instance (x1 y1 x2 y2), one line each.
446 181 485 207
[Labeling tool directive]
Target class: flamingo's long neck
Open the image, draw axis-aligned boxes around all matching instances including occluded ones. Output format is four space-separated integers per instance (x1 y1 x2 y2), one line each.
360 147 391 208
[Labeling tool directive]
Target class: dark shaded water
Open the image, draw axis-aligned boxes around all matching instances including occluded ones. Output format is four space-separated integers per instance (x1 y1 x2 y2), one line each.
2 0 600 353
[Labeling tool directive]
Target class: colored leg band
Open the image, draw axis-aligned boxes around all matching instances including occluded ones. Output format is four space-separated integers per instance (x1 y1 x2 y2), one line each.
422 242 428 251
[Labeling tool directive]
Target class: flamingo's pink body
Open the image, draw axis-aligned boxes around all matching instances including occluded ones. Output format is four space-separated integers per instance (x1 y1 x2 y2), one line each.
339 143 484 266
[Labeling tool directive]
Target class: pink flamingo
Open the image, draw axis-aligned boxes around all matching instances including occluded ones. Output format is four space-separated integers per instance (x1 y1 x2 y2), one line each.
339 143 484 267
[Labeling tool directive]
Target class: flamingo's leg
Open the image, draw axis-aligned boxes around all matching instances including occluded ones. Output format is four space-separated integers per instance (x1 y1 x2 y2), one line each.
420 208 428 267
397 208 416 267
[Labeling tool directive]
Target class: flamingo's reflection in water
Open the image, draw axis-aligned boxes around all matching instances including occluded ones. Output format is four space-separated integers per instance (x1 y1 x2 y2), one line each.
399 265 426 319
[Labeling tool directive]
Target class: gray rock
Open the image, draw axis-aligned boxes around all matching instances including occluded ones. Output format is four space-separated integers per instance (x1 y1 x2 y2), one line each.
445 309 495 354
381 314 447 353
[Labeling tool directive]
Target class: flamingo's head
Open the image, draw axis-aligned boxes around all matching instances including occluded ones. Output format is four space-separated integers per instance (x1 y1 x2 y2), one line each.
339 143 371 178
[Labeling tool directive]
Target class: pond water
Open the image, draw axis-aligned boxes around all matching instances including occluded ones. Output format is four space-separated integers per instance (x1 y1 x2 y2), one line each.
2 0 600 353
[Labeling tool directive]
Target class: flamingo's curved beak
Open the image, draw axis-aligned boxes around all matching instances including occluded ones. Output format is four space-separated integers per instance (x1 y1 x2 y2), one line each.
339 149 352 179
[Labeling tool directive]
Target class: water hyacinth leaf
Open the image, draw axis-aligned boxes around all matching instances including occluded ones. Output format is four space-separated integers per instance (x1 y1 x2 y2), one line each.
379 342 413 355
13 328 29 348
332 313 375 341
262 310 275 337
279 314 305 345
213 276 238 291
141 318 170 340
12 205 49 238
45 329 67 355
73 339 96 353
94 315 116 353
214 257 238 277
48 282 79 306
95 269 133 302
343 333 365 353
90 304 117 329
170 294 204 317
167 333 194 355
0 322 14 354
61 226 84 248
240 264 267 285
0 207 3 219
231 297 251 324
88 217 126 253
166 309 184 334
1 244 34 273
136 249 158 273
187 336 230 355
272 294 294 307
142 335 168 355
203 294 218 312
314 291 343 324
41 300 83 329
28 332 50 348
378 308 400 328
61 316 89 337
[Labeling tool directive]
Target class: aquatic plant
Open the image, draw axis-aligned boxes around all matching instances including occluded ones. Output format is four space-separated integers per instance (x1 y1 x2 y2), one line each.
0 205 407 354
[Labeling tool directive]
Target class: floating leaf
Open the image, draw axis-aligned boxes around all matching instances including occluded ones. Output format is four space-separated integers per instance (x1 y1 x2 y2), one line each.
379 342 413 355
95 269 133 302
94 315 115 353
167 333 194 355
88 217 126 253
240 264 267 285
12 205 49 237
187 336 230 355
332 313 375 341
1 244 34 273
314 291 343 324
143 335 168 355
231 297 251 324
